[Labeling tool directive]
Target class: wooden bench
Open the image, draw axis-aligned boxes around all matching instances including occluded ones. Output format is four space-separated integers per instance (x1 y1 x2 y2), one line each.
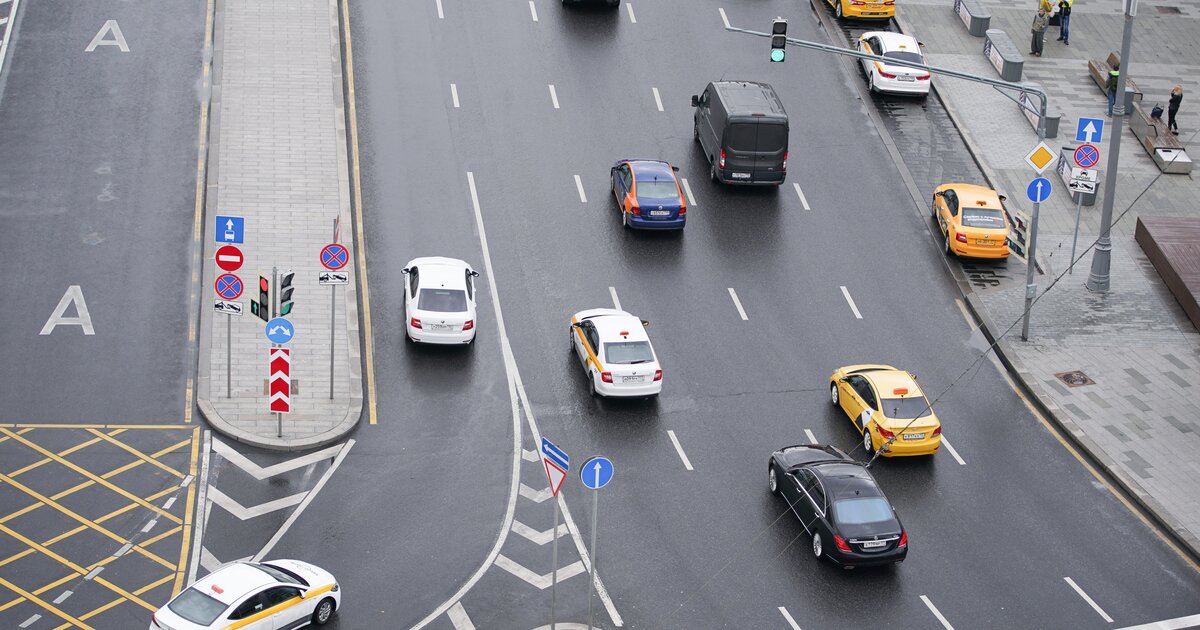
1136 217 1200 332
1087 51 1142 112
1129 101 1193 174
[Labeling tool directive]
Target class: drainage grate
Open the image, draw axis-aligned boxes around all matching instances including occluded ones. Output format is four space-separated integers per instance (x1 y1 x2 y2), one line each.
1055 370 1096 388
1155 5 1182 13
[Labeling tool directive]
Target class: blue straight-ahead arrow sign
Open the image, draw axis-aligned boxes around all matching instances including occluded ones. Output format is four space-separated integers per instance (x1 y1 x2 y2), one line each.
541 437 569 471
1076 117 1105 144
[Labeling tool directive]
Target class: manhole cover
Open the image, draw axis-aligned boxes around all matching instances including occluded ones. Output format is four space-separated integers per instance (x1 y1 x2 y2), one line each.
1055 370 1095 388
1155 5 1182 13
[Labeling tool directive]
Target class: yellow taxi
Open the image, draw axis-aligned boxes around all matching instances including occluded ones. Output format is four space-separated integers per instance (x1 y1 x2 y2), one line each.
826 0 894 20
931 183 1010 259
829 365 941 457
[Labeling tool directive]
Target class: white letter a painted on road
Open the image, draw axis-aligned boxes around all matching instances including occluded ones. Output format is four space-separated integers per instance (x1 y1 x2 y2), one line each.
85 20 130 52
40 286 95 335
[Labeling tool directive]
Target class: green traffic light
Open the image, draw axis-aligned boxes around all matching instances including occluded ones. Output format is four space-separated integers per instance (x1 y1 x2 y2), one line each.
771 49 785 62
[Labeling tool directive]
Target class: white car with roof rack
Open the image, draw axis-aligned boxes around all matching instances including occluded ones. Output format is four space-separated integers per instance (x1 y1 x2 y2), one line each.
856 31 931 97
402 256 480 345
150 559 340 630
570 308 663 398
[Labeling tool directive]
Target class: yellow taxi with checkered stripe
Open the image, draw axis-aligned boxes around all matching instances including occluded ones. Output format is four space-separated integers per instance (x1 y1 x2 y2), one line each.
151 560 340 630
830 364 942 457
570 308 662 398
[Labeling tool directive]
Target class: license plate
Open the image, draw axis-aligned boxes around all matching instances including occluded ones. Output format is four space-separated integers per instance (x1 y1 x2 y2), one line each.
428 324 453 331
622 376 644 383
861 540 887 549
976 239 994 245
731 172 751 179
649 210 670 216
903 433 925 440
899 76 915 82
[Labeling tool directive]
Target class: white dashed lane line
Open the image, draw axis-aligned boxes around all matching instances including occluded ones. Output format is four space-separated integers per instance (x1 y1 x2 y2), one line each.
793 183 811 210
718 7 731 29
681 177 697 207
548 84 559 109
839 286 862 319
920 595 955 630
609 286 621 310
804 429 818 445
940 436 966 465
1064 577 1114 623
778 607 802 630
667 430 694 471
450 83 459 108
652 86 663 112
436 0 444 19
727 288 748 320
529 0 538 22
574 174 587 203
626 2 636 22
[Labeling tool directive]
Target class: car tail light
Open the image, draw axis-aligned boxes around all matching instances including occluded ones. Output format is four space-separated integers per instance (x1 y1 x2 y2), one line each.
898 530 908 548
956 233 969 243
601 372 613 383
932 426 942 436
834 535 852 552
878 68 898 79
782 151 788 171
151 615 162 629
850 0 865 4
719 148 726 169
462 320 474 331
630 202 641 216
653 370 663 381
884 1 894 4
917 73 931 80
410 317 422 329
679 204 686 215
877 426 895 439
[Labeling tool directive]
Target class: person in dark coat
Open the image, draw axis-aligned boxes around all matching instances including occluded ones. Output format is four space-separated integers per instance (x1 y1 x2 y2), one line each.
1168 85 1183 135
1031 9 1048 57
1056 0 1073 45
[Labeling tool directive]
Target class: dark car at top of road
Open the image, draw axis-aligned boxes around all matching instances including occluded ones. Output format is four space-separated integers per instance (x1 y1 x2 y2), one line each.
768 444 907 567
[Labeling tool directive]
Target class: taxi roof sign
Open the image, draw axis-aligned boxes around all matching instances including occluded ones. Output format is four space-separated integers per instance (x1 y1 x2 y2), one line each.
1023 141 1059 174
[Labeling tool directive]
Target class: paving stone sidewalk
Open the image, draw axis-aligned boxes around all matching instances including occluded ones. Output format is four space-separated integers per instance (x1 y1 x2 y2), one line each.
196 0 363 450
895 0 1200 555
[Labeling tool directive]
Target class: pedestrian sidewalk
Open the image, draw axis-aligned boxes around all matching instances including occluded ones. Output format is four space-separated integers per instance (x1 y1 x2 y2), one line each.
196 0 363 451
896 0 1200 555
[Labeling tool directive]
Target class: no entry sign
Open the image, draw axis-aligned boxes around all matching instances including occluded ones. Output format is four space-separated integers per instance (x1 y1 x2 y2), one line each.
215 245 244 272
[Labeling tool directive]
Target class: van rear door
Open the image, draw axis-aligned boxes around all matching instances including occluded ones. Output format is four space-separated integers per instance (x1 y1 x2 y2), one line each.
723 122 759 181
753 122 788 180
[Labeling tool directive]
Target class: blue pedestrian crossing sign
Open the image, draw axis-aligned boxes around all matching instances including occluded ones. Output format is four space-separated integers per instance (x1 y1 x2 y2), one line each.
1076 117 1104 143
1027 177 1052 203
581 456 614 490
265 317 295 344
216 215 245 244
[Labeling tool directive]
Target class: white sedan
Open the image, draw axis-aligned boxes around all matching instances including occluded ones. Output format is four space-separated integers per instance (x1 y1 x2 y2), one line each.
402 256 480 344
570 308 662 398
856 31 930 96
150 560 340 629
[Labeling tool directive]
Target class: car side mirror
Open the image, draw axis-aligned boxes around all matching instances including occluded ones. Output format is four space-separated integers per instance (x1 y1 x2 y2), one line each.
933 191 943 198
691 95 699 107
918 41 926 47
401 268 410 275
641 319 650 328
671 166 680 172
998 194 1007 203
571 322 580 329
471 270 480 277
838 377 848 383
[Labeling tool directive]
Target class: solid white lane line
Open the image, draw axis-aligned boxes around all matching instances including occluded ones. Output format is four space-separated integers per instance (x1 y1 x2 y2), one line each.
839 286 862 319
609 286 621 311
920 595 955 630
940 436 966 465
1115 612 1200 630
253 440 356 561
626 2 636 22
652 87 663 111
778 607 802 630
804 429 818 445
574 174 587 203
681 177 697 207
529 0 538 21
1065 577 1114 623
667 430 694 471
718 7 730 29
549 84 559 109
793 183 811 210
728 288 748 320
450 83 459 108
187 430 211 586
436 0 444 19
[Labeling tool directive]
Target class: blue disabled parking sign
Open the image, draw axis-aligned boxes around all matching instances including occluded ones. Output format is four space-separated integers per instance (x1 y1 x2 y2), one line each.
580 456 614 490
1027 177 1052 203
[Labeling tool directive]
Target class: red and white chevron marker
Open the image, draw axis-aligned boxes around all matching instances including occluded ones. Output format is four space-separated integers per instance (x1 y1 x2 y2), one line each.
269 348 291 413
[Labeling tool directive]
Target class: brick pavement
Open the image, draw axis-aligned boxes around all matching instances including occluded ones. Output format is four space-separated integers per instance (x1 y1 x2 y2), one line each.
896 0 1200 555
195 0 362 450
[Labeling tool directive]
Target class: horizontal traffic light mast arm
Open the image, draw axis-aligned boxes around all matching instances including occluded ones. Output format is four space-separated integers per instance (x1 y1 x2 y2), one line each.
723 23 1048 136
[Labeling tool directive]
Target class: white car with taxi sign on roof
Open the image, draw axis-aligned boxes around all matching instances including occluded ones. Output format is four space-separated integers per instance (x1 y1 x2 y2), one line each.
856 31 931 97
150 560 340 630
402 256 480 345
570 308 662 398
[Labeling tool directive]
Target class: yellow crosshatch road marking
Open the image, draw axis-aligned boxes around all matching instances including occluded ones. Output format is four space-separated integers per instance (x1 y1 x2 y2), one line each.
0 424 199 628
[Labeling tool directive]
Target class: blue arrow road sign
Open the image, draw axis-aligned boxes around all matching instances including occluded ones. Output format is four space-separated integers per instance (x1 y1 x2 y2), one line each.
541 437 569 471
1027 177 1052 203
1076 117 1104 143
581 456 614 490
265 317 295 344
216 215 245 244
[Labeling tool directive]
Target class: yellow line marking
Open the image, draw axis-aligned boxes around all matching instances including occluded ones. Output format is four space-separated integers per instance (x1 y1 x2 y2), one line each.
174 427 200 594
0 576 93 630
7 429 121 478
86 428 186 478
0 426 35 446
342 0 377 425
0 428 181 524
185 0 216 425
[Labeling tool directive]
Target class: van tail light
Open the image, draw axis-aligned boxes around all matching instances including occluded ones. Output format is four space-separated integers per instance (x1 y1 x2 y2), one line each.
834 535 852 552
917 73 931 81
898 530 908 548
719 148 726 169
932 426 942 436
601 372 613 383
956 233 968 243
653 370 663 381
410 317 422 329
462 320 474 331
782 151 788 171
877 426 895 439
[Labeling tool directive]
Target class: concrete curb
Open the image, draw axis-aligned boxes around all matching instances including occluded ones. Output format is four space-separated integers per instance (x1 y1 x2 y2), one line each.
195 0 363 453
894 10 1200 561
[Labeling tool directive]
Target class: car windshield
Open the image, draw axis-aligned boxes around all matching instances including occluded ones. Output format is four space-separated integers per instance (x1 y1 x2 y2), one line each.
635 180 679 199
167 587 227 626
833 498 895 525
418 288 467 312
604 341 654 364
961 207 1006 229
883 50 924 65
881 396 933 419
256 562 308 586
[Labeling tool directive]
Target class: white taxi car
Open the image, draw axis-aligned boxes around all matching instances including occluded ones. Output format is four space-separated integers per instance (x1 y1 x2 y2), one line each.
150 560 340 629
856 31 930 96
570 308 662 398
402 257 480 344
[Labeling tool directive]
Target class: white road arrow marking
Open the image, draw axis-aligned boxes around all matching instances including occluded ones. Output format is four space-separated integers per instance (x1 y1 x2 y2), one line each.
494 555 585 589
519 483 551 503
212 438 341 480
511 519 568 545
207 487 305 520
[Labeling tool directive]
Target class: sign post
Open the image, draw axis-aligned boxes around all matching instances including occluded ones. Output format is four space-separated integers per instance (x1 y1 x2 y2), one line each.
580 456 614 630
321 234 349 401
541 438 569 630
214 273 244 398
1021 142 1059 341
1068 145 1100 275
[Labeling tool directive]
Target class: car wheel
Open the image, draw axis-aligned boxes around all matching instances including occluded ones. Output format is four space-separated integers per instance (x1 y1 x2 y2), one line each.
710 162 719 183
863 425 875 454
312 598 336 626
621 209 630 229
868 73 876 93
589 372 598 397
812 532 824 559
835 1 843 18
830 382 839 407
944 232 953 255
769 465 780 495
930 196 938 219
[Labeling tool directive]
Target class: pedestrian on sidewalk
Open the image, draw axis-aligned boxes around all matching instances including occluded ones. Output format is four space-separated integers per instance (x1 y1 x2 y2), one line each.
1107 62 1120 115
1168 84 1183 134
1031 9 1049 57
1056 0 1072 45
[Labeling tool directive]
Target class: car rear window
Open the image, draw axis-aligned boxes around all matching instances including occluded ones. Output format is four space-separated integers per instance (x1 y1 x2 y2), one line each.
418 288 467 312
880 396 933 418
167 587 227 626
604 341 654 365
756 123 788 152
256 562 308 586
833 498 894 525
883 50 924 65
634 180 679 199
726 123 758 151
961 207 1006 229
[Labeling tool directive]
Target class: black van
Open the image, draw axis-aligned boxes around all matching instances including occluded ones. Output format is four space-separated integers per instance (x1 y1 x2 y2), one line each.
691 81 789 185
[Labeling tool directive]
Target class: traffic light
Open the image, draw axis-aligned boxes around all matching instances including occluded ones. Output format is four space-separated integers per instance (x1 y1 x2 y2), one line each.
771 18 787 62
278 270 295 317
251 276 270 322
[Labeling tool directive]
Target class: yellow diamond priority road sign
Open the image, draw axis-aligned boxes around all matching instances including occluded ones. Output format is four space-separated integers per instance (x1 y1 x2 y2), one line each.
1024 141 1059 174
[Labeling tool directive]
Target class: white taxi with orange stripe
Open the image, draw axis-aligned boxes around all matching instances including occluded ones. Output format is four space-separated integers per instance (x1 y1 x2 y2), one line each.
856 31 930 97
150 560 340 630
570 308 662 398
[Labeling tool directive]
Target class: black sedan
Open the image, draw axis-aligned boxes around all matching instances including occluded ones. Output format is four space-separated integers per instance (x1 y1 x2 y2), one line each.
768 444 907 567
